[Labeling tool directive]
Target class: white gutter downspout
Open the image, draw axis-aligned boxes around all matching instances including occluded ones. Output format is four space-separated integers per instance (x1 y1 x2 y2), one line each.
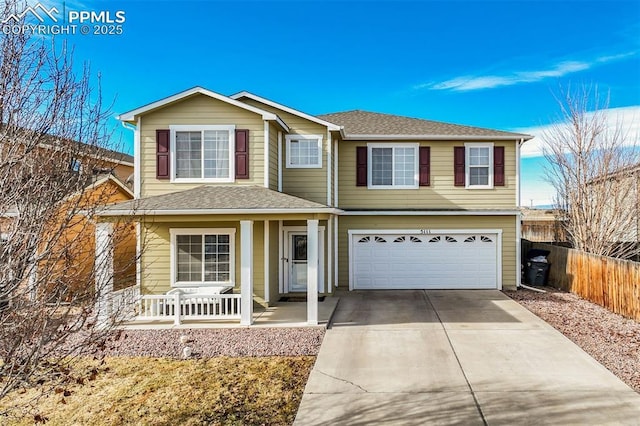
327 129 332 206
121 119 141 291
515 137 544 293
277 131 283 192
121 120 139 198
333 138 338 207
264 121 270 189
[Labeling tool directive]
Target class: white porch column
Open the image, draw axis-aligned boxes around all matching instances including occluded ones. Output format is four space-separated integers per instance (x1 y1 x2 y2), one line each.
264 220 270 304
306 219 319 325
240 220 254 326
95 221 114 328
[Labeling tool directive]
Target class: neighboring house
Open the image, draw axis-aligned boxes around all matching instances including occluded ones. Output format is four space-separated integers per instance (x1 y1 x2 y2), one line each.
592 163 640 244
0 140 135 302
97 87 532 325
45 174 136 300
521 208 566 243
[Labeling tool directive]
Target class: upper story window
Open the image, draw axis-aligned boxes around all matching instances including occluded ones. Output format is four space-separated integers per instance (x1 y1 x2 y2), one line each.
465 143 493 188
286 134 322 168
367 144 418 189
170 125 235 182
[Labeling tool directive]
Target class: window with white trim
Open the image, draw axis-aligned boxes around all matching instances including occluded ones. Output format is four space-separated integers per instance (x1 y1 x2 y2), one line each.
172 229 235 286
465 143 493 188
286 134 322 168
368 144 418 188
171 125 235 181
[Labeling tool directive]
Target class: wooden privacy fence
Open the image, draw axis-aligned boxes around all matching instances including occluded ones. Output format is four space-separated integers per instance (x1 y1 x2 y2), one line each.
523 241 640 321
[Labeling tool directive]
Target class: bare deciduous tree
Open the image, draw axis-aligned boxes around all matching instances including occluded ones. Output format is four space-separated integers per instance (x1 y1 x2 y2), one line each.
0 0 137 418
544 85 640 259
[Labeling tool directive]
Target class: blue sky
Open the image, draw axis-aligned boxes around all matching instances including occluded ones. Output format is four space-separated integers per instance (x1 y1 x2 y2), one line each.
44 0 640 206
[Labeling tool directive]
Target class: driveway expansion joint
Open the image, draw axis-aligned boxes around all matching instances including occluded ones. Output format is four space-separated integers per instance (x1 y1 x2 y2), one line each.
422 290 489 426
315 369 369 393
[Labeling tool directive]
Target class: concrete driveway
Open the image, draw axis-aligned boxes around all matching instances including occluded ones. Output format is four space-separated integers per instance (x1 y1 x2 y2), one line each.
294 290 640 425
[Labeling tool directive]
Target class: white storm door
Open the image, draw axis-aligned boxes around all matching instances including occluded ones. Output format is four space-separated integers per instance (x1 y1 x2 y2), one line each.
289 232 308 292
283 227 325 293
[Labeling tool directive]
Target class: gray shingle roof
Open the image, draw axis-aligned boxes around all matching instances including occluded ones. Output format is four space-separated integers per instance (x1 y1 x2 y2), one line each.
317 110 531 139
100 185 332 214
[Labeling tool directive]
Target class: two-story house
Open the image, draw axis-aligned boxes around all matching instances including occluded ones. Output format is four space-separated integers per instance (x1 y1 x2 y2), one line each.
96 87 531 326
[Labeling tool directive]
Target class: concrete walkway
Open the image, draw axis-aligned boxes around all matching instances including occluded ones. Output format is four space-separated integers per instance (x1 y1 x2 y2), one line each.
294 290 640 425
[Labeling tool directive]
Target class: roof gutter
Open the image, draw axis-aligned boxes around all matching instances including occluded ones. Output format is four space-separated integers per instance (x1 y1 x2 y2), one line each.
340 209 521 216
341 134 533 141
97 207 344 217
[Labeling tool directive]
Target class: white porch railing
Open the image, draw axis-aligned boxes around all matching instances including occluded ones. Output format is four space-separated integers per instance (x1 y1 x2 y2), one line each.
136 293 242 325
109 284 141 322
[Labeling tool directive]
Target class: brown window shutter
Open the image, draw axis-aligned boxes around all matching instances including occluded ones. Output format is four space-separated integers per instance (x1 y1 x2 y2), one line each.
235 129 249 179
454 146 465 187
356 146 368 186
419 146 431 186
494 146 505 186
156 129 170 179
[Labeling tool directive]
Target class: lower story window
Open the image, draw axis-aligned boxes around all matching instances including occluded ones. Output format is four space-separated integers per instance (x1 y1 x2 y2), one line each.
172 229 235 285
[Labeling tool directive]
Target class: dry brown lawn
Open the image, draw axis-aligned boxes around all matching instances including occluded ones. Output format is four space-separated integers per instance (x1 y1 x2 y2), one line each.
2 356 315 425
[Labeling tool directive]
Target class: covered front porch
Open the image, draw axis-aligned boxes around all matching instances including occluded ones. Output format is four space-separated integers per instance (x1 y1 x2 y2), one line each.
95 185 341 327
110 286 339 329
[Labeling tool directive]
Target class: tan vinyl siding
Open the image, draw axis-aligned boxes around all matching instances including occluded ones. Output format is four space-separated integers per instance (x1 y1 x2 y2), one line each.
269 123 279 191
240 99 330 205
337 215 518 290
268 220 280 305
253 221 265 300
139 94 265 197
140 220 265 295
331 136 337 206
338 140 517 209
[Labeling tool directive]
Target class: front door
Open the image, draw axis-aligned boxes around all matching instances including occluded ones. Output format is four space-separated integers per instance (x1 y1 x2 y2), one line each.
289 233 308 292
282 226 325 294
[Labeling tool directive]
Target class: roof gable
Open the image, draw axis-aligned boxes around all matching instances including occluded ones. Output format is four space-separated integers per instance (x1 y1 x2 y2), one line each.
231 91 341 131
118 87 289 131
317 110 532 140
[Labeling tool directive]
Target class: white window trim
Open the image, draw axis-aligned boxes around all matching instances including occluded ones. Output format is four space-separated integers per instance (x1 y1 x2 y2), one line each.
285 134 323 169
465 142 494 189
169 228 236 288
367 143 419 189
170 124 236 183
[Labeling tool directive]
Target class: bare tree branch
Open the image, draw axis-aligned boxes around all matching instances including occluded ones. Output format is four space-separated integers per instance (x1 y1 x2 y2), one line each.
544 84 640 259
0 1 138 418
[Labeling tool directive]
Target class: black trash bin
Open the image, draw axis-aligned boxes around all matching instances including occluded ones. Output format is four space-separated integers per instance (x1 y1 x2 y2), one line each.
524 249 551 286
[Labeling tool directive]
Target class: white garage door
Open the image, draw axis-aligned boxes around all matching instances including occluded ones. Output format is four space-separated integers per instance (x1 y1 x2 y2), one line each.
352 232 499 289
